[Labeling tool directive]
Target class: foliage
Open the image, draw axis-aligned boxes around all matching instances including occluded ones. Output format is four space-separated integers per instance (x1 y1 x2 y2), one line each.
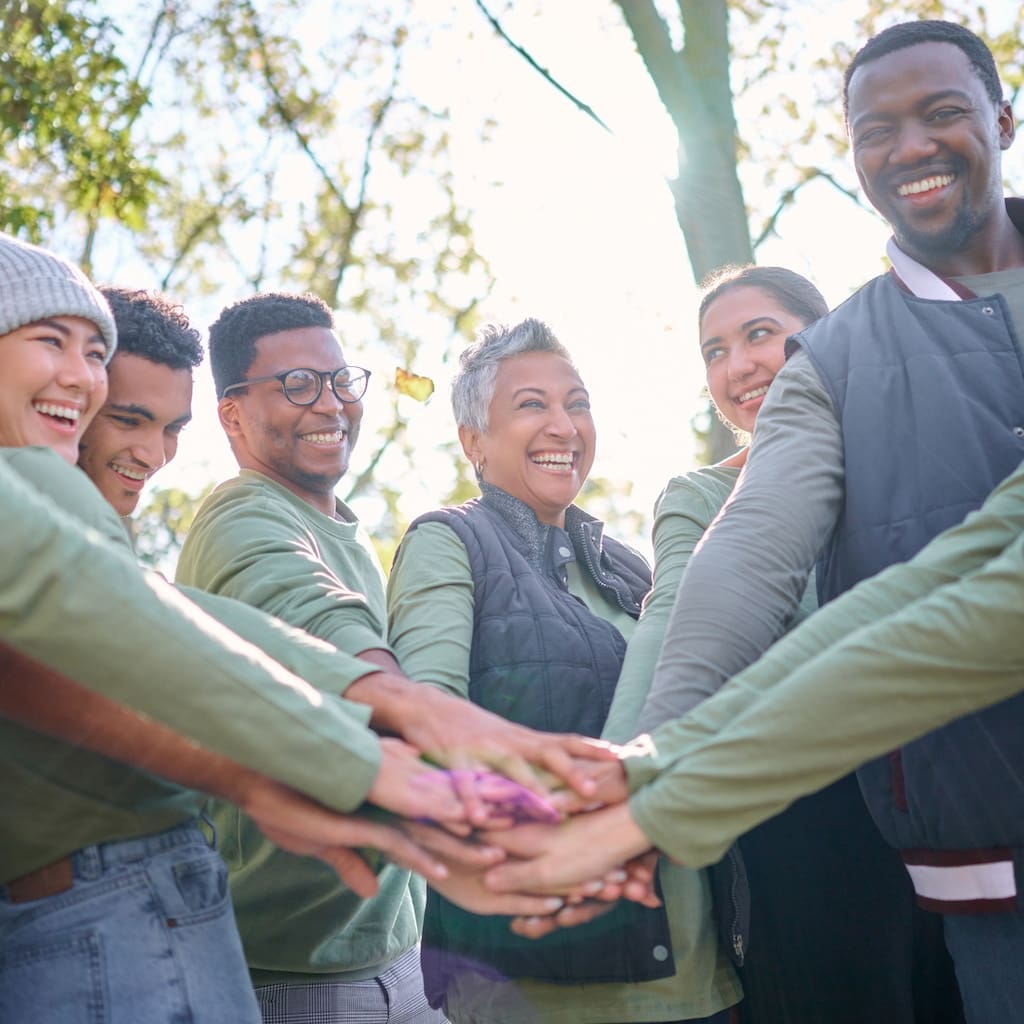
131 483 213 572
1 0 494 560
0 0 161 265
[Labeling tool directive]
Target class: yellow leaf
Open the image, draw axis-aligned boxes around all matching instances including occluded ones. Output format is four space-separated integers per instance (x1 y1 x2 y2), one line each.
395 367 434 402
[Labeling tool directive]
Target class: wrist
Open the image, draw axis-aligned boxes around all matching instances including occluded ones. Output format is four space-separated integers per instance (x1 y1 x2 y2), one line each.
345 671 418 734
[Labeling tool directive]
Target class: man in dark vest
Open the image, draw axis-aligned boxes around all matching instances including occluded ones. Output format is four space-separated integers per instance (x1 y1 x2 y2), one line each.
632 19 1024 1024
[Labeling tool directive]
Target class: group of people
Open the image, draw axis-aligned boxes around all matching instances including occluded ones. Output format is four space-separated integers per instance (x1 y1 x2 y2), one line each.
3 15 1024 1024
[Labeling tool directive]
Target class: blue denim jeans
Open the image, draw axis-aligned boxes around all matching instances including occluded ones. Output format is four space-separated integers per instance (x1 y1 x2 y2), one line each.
0 819 260 1024
943 910 1024 1024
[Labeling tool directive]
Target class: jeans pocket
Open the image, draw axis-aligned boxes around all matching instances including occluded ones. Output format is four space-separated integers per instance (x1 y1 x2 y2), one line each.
0 929 107 1023
171 853 230 921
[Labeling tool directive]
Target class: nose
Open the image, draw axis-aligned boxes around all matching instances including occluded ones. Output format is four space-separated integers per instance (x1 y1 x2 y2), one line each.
544 404 577 439
726 346 757 382
56 343 100 393
132 427 170 471
311 377 347 413
890 119 938 165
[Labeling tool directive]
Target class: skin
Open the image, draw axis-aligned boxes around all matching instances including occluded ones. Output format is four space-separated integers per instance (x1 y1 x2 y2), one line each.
459 350 595 528
0 316 107 463
219 326 363 518
77 353 193 516
700 285 807 437
848 41 1024 276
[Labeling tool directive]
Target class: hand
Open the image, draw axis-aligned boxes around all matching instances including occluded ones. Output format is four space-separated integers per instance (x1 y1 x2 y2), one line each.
549 757 630 816
402 687 621 808
482 804 653 898
393 819 507 870
430 861 568 918
510 899 617 939
240 779 449 896
365 737 468 824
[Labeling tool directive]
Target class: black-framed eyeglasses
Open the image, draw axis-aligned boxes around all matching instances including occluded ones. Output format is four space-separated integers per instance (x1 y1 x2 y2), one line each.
220 366 371 406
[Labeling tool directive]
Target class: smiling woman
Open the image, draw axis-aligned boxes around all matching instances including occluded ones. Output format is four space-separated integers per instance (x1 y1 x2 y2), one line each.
386 318 740 1024
0 233 117 462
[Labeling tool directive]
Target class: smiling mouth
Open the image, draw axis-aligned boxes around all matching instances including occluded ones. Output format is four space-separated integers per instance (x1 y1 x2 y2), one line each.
33 401 82 426
110 462 148 484
301 430 346 446
531 451 577 472
736 385 770 404
896 173 955 197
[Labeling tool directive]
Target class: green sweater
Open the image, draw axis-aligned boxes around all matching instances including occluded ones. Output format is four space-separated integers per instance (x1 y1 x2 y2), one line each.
387 519 739 1024
626 458 1024 867
0 448 381 882
177 470 420 985
607 466 817 737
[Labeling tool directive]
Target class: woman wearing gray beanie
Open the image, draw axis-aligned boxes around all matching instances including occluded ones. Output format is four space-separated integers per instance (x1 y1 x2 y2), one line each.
0 233 117 462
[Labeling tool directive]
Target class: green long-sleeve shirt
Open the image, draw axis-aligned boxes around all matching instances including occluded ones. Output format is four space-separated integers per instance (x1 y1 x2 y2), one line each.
177 470 419 985
626 458 1024 868
0 448 381 881
387 519 739 1024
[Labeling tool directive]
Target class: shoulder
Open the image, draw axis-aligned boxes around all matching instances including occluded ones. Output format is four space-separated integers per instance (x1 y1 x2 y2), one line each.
655 466 740 523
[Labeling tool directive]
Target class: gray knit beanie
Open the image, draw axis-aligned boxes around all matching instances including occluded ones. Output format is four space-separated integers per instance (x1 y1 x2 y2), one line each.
0 233 117 361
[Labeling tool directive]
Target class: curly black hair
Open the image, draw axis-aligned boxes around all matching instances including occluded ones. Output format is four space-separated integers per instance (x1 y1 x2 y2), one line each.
99 286 203 371
208 292 335 399
844 20 1002 121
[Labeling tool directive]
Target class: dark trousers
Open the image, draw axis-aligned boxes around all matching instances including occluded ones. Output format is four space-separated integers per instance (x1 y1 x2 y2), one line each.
735 773 964 1024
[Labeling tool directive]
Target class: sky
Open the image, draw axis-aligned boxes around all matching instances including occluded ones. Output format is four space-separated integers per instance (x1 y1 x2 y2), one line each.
86 0 1024 556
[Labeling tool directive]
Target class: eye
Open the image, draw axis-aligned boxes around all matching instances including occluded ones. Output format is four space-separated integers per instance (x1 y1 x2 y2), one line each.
87 346 107 363
702 345 725 366
568 397 591 411
282 369 319 400
929 106 965 122
167 422 187 436
112 414 142 428
855 124 890 146
518 398 544 409
748 326 775 342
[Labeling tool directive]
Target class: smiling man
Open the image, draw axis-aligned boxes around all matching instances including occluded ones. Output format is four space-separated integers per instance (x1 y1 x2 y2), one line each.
77 287 200 516
175 293 609 1023
627 19 1024 1024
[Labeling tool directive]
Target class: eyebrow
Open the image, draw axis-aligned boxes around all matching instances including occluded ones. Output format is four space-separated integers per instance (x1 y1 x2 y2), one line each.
700 316 783 351
511 385 590 399
850 88 975 131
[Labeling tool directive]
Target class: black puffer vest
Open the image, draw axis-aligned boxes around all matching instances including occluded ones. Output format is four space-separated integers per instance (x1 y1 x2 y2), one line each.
401 486 676 1000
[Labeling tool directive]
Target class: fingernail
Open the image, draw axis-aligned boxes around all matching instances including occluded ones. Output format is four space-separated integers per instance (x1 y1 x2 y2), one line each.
607 870 627 883
544 898 564 911
582 880 604 895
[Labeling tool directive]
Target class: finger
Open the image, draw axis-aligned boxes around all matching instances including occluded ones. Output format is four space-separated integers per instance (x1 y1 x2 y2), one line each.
473 775 560 823
509 914 562 939
484 860 572 896
536 736 620 798
622 878 662 907
447 763 490 827
316 847 381 897
477 823 555 859
398 821 506 869
355 820 450 883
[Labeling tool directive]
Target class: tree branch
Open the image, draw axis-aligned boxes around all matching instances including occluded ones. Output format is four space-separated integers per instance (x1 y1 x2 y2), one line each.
752 168 866 250
474 0 611 134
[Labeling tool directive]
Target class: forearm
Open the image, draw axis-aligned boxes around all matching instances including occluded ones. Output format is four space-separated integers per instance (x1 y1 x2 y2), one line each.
630 533 1024 866
0 465 380 811
0 641 282 810
637 359 844 731
627 456 1024 788
181 585 380 708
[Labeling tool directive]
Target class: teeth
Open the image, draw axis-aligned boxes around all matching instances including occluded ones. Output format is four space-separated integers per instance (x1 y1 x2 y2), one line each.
897 174 954 197
532 452 574 466
111 463 147 481
33 402 80 421
738 386 770 403
302 431 344 445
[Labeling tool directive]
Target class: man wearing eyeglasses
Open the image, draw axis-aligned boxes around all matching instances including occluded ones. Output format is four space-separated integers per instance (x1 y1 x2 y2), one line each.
172 290 444 1022
176 293 614 1023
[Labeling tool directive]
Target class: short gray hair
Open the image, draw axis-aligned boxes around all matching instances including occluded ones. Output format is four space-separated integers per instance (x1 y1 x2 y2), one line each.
452 318 572 431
